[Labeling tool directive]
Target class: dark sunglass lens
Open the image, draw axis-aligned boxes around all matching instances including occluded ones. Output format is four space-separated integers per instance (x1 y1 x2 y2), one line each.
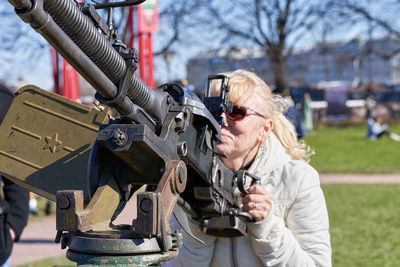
227 106 247 121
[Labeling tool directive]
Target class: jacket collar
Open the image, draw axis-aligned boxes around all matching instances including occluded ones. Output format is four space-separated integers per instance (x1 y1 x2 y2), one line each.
247 132 291 186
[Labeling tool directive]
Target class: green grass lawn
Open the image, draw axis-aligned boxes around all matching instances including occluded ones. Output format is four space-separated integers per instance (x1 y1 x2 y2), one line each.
304 123 400 173
16 256 73 267
323 184 400 267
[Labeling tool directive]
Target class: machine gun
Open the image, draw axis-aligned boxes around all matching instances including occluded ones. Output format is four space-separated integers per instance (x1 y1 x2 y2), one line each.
2 0 253 266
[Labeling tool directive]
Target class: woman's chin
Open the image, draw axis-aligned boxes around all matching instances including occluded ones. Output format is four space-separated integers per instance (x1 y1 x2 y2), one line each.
217 143 230 156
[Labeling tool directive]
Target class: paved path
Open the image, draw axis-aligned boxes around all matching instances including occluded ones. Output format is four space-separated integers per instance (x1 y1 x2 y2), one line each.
319 173 400 184
11 173 400 266
11 215 63 266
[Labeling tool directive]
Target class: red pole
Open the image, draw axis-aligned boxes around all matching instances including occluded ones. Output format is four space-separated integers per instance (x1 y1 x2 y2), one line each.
139 32 146 82
63 60 81 102
127 7 135 48
147 33 154 88
137 1 157 88
50 47 60 95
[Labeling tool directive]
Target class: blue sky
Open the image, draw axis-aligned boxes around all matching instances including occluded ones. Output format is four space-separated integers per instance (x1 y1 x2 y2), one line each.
1 0 398 92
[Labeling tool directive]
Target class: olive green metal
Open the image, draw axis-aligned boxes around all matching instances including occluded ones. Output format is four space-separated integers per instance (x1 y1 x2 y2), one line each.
56 176 121 232
0 85 109 201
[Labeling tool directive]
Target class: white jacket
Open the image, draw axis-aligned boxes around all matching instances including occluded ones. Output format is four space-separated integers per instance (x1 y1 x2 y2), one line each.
163 133 331 267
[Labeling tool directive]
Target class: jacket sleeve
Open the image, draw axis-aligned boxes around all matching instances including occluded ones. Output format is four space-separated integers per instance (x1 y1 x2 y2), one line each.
246 166 332 267
162 206 216 267
2 177 30 241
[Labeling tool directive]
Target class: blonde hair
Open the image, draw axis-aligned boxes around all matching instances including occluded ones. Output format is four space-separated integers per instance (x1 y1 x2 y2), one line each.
221 69 314 162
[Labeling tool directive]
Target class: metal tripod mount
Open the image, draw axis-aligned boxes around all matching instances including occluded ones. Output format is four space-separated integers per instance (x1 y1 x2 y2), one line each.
56 156 187 266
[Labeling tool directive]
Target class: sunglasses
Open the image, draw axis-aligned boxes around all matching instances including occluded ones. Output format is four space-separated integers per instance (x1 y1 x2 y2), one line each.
226 105 266 121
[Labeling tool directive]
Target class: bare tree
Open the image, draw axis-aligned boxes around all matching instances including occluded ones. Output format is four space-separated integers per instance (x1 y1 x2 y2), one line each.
0 2 48 82
155 0 209 56
207 0 328 93
156 0 220 82
329 0 400 58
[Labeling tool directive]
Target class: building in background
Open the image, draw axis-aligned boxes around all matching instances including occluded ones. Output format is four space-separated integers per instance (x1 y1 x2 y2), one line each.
187 37 400 93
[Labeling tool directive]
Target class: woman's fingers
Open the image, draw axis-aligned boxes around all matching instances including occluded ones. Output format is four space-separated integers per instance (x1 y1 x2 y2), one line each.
241 185 273 222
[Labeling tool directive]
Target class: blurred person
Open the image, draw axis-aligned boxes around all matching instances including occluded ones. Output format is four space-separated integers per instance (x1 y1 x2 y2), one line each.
283 95 304 139
29 192 38 215
366 116 400 141
45 199 53 216
301 92 313 134
29 193 52 216
0 83 29 267
164 69 331 267
182 79 195 92
365 93 376 119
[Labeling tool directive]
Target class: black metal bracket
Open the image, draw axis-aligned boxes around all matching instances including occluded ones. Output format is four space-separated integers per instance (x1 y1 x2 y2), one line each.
93 0 146 10
236 170 262 196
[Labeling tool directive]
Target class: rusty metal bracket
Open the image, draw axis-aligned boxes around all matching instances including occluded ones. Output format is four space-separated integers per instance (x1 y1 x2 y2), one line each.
56 167 121 233
132 160 187 240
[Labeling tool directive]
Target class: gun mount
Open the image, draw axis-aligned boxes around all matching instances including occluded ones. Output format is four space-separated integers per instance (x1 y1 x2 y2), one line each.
2 0 252 266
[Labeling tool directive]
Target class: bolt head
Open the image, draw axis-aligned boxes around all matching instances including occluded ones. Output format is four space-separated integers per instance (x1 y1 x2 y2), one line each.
57 196 70 210
140 198 153 213
111 129 128 146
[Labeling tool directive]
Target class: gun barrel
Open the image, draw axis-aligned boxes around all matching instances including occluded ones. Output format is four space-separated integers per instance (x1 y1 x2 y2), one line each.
8 0 31 10
10 0 166 124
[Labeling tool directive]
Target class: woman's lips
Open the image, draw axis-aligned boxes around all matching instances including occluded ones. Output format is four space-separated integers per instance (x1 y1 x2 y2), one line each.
220 132 232 141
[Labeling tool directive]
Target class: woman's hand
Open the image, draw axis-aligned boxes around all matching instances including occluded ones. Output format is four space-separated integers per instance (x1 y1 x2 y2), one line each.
241 184 273 222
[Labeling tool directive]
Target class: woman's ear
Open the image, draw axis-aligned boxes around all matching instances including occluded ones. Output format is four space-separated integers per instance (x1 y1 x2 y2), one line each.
259 119 273 143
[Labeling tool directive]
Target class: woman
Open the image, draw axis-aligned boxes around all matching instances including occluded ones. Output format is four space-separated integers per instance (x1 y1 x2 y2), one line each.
164 70 331 266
